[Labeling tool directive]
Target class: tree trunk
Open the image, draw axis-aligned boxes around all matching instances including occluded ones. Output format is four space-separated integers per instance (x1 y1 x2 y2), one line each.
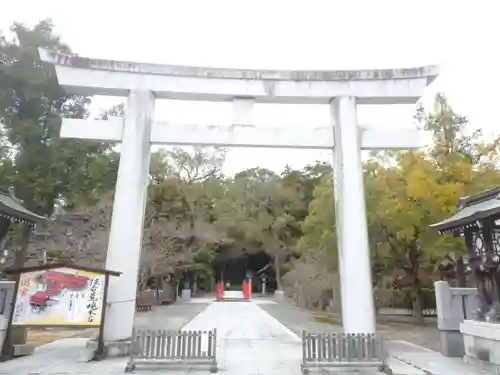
137 268 150 292
413 290 424 324
373 286 380 319
456 256 467 287
161 277 176 301
274 255 281 290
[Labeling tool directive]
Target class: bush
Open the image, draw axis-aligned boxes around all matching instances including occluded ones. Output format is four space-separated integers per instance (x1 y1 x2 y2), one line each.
375 288 436 311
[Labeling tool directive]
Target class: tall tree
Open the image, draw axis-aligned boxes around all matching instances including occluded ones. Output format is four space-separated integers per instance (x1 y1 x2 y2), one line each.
367 94 500 321
0 20 117 215
143 147 229 287
218 167 302 288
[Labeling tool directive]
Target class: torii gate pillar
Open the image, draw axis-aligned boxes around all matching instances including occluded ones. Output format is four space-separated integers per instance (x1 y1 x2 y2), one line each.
331 96 375 333
102 91 155 342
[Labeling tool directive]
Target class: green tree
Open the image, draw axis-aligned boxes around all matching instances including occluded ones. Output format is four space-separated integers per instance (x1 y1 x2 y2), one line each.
296 175 336 264
290 173 339 310
0 20 117 215
217 167 302 289
280 161 332 223
143 147 228 286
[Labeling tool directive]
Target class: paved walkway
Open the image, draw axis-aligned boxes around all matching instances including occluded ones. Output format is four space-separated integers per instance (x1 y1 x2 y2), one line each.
0 299 493 374
387 340 491 375
183 301 302 374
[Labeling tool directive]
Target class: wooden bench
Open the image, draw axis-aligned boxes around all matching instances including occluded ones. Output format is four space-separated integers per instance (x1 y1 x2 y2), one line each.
126 328 218 373
136 296 152 312
301 331 387 374
160 297 174 305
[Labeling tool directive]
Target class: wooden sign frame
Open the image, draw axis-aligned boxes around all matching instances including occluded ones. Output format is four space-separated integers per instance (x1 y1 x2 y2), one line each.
1 263 121 361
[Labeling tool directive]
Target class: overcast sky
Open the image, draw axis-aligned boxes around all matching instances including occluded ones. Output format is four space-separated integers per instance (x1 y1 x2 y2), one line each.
1 0 498 175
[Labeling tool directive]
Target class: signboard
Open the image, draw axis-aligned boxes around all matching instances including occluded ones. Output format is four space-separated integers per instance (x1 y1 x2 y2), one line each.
12 267 105 327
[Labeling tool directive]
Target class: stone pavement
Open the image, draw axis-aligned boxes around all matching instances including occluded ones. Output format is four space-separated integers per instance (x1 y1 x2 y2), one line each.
387 340 492 375
0 298 492 375
183 300 303 374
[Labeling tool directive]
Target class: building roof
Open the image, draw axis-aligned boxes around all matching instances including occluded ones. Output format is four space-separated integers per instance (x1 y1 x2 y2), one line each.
0 187 45 226
430 187 500 234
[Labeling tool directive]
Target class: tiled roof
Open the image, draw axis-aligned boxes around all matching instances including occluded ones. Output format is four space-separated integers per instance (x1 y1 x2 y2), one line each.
430 187 500 234
0 187 45 226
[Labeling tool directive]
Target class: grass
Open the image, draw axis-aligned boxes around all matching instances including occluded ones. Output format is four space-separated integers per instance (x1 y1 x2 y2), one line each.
26 328 98 347
312 312 429 330
314 316 342 325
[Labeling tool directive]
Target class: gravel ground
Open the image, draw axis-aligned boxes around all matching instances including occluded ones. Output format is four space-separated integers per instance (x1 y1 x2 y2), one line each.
26 301 210 348
259 302 441 352
377 322 440 352
27 328 97 347
259 302 344 336
134 301 209 330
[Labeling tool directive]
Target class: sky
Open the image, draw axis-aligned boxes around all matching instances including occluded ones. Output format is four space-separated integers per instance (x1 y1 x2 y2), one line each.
1 0 499 175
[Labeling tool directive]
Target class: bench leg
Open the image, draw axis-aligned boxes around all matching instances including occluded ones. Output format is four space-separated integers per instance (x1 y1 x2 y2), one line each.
209 360 218 373
379 364 393 374
124 362 135 373
300 364 309 374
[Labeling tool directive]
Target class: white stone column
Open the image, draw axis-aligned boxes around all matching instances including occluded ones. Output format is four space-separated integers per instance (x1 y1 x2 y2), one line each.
330 96 376 334
103 90 155 342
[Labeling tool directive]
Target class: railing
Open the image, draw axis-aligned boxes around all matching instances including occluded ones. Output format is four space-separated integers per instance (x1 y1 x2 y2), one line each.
375 288 437 317
377 307 437 318
126 328 218 373
434 281 479 357
301 331 387 374
435 281 478 331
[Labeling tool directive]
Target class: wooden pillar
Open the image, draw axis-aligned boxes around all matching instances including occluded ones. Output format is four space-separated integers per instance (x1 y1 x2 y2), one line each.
4 223 32 356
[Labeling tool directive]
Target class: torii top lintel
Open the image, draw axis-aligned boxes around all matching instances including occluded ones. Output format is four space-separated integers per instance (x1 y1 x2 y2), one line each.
38 49 439 105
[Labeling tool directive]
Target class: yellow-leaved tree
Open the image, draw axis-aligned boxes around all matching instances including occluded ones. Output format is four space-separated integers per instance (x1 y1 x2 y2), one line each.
369 93 500 322
296 93 500 321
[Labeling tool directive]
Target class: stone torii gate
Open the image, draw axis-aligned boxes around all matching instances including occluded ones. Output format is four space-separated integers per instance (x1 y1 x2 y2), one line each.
39 49 438 345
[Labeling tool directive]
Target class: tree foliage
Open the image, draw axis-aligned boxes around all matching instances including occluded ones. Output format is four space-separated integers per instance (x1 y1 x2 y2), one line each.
0 20 118 215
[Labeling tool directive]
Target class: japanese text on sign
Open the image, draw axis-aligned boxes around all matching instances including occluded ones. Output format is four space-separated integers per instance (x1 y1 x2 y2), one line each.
87 278 100 323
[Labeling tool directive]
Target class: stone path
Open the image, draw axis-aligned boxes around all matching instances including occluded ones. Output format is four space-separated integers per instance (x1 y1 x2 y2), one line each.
182 300 302 374
0 298 493 374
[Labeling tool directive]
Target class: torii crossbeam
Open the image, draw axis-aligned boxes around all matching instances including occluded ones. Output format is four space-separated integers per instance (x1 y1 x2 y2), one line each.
39 48 438 347
61 118 426 150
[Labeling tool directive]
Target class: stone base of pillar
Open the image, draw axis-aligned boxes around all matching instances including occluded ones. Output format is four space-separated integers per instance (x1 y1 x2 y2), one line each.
439 330 465 357
85 339 131 360
11 327 28 346
461 320 500 374
181 289 192 301
12 344 35 357
274 290 285 303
